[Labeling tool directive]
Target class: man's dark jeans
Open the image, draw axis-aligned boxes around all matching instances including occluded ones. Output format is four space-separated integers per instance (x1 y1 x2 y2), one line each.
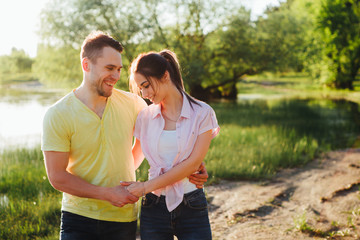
60 211 137 240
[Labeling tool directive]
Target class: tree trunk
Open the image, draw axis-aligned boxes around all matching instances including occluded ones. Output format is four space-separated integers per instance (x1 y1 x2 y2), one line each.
334 71 354 90
222 82 238 100
190 84 211 101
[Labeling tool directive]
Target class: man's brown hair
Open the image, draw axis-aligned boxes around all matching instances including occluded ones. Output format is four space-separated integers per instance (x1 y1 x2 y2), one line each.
80 31 123 63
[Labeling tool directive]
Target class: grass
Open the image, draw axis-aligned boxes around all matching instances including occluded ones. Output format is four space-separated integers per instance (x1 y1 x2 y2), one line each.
205 98 359 181
243 72 360 103
293 212 353 238
0 147 61 240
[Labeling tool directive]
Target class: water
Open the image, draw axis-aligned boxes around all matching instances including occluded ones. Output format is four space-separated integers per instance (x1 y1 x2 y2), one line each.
1 82 359 150
0 83 66 150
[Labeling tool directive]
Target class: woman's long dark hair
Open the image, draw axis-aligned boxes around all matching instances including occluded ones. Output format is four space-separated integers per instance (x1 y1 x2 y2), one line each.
129 49 200 108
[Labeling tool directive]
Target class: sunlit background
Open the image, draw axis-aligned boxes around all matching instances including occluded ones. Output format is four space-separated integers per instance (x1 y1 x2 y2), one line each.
1 1 360 239
0 0 282 149
0 0 281 57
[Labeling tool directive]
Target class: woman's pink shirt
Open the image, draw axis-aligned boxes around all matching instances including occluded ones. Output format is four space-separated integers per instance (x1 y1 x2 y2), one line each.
134 94 219 211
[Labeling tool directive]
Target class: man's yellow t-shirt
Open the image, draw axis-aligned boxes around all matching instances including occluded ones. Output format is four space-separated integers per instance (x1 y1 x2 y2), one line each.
41 89 147 222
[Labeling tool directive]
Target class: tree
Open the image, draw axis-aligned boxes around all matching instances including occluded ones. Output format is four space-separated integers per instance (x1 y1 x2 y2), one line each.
39 0 303 99
289 0 324 80
256 1 307 73
137 1 270 100
33 45 81 88
37 0 157 87
0 48 33 74
318 0 360 89
158 0 243 100
202 8 260 99
0 49 34 82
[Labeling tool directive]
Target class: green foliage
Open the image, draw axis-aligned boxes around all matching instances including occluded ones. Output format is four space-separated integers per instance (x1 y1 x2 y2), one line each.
34 0 360 96
158 0 241 97
0 55 17 75
0 49 34 82
37 0 166 88
36 0 285 98
204 7 259 99
317 0 360 89
256 2 307 72
33 45 82 89
136 159 150 182
252 0 360 90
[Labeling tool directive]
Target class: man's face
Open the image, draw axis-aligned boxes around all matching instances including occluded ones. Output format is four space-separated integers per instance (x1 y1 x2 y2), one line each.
88 46 123 98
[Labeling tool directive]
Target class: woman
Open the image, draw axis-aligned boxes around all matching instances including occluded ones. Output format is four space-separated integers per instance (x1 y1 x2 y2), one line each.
127 49 219 240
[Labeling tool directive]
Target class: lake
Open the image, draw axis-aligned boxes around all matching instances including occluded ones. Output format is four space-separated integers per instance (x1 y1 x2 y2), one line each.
1 82 359 151
0 83 66 150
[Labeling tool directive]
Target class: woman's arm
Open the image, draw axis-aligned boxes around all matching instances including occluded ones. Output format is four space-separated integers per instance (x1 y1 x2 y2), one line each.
126 130 212 197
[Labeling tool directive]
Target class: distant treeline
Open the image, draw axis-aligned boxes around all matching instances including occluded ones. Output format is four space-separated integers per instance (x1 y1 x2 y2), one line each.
0 49 33 75
1 0 359 100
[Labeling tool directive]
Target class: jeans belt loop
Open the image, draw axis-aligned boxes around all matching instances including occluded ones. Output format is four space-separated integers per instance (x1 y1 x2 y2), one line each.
183 195 188 206
155 195 161 204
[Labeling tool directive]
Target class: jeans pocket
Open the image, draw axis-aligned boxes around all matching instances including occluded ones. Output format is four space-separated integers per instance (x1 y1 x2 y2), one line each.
141 193 157 208
185 190 208 210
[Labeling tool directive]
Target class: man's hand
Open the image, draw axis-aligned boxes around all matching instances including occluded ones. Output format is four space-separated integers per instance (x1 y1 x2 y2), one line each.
106 185 139 208
188 162 209 188
120 181 145 198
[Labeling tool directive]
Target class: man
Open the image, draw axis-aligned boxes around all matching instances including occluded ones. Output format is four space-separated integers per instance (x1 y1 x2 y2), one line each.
42 31 208 240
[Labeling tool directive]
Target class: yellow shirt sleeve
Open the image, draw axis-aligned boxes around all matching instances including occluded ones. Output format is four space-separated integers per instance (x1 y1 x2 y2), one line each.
41 106 71 152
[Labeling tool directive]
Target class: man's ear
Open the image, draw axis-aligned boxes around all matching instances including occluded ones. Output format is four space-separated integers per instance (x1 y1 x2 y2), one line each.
81 58 90 72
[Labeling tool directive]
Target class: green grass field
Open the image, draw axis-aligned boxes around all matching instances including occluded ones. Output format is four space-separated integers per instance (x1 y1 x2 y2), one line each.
0 148 61 240
1 73 360 239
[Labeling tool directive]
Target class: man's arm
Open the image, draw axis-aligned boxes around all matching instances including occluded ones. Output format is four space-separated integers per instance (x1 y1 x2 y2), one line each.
43 151 138 207
132 138 145 169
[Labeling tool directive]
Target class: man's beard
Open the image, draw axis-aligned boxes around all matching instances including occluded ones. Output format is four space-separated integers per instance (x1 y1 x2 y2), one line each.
97 86 112 98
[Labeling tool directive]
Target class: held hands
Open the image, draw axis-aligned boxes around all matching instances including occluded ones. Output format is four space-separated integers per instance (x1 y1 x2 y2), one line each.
120 181 146 198
188 162 209 188
113 162 208 206
107 184 139 208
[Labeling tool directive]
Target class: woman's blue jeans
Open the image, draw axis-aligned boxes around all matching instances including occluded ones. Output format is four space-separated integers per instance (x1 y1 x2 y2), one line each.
60 211 137 240
140 189 212 240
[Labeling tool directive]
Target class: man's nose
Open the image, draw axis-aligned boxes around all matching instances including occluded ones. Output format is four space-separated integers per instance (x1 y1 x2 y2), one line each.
112 71 120 80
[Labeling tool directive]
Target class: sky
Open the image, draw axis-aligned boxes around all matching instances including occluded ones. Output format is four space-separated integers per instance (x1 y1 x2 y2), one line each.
0 0 281 58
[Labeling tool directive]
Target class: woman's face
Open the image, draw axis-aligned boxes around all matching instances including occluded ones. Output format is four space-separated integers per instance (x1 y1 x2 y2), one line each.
134 72 164 104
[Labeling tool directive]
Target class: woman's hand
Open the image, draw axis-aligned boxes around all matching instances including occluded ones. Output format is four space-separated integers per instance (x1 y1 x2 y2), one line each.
121 181 146 198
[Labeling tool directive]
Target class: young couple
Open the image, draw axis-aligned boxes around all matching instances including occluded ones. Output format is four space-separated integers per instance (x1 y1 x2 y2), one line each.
42 31 219 240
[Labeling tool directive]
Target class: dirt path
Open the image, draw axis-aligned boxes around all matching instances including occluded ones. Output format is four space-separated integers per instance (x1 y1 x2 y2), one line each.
206 148 360 240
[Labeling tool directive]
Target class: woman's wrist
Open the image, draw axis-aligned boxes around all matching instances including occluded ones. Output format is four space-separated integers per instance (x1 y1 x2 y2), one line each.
143 181 149 196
